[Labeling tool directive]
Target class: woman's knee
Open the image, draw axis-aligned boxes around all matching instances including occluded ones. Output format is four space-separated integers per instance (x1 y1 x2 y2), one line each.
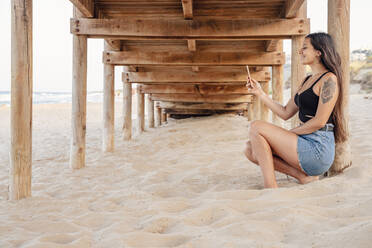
249 120 265 137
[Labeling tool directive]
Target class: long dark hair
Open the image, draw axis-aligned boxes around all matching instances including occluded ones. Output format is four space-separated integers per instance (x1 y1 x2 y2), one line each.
305 32 348 143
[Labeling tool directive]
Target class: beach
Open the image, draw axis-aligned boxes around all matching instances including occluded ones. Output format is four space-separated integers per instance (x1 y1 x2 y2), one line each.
1 88 372 247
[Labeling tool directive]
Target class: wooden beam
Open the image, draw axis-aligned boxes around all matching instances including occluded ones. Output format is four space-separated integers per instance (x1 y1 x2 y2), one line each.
140 84 257 95
158 102 249 110
150 94 252 103
265 40 280 52
188 40 196 51
164 109 234 115
192 66 199 72
69 0 94 18
104 51 285 66
181 0 193 19
10 0 33 200
283 0 306 18
123 70 270 83
70 8 87 170
123 65 138 72
71 18 310 39
104 39 121 51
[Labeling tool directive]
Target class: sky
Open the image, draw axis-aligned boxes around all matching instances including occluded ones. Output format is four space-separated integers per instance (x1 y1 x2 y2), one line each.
0 0 371 92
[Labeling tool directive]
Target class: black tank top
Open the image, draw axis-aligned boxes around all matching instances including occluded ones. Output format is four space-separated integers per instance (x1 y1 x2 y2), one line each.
294 71 334 124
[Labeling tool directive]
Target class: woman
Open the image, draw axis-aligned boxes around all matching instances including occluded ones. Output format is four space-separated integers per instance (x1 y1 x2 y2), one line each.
244 32 347 188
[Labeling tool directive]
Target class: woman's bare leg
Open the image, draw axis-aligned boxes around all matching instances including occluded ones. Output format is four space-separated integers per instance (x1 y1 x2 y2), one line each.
246 120 319 188
244 141 319 184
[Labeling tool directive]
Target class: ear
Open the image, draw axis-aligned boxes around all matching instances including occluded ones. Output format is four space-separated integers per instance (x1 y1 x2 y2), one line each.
316 51 322 57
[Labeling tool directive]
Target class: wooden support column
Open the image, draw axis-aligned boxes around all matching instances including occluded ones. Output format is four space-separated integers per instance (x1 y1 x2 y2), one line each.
70 8 87 170
272 41 284 126
146 94 155 128
137 85 145 133
102 41 116 152
247 104 254 121
10 0 33 200
161 109 167 123
260 82 269 121
123 76 132 140
155 104 162 127
252 96 261 120
328 0 351 174
291 1 307 128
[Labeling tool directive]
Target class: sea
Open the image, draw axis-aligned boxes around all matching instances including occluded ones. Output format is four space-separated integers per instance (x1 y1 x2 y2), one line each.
0 91 122 107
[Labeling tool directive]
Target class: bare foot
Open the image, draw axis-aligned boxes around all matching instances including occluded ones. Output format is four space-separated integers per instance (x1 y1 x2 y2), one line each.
299 176 319 185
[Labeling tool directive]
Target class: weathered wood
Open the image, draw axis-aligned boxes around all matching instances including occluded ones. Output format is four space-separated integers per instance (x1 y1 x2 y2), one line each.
247 103 254 121
252 96 260 120
260 82 270 121
123 70 270 83
146 94 155 128
155 105 162 127
140 84 257 95
188 40 196 51
123 79 132 140
291 1 307 128
69 0 94 18
104 51 285 66
181 0 193 19
10 0 33 200
104 39 121 51
161 109 167 123
71 18 310 39
158 102 249 110
150 94 252 103
70 8 87 170
103 41 115 152
164 109 234 115
192 66 199 72
123 65 138 72
328 0 351 174
272 64 284 126
283 0 306 18
265 40 280 52
137 86 145 133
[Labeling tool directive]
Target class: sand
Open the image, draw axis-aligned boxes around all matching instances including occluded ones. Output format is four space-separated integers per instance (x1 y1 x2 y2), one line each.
1 88 372 247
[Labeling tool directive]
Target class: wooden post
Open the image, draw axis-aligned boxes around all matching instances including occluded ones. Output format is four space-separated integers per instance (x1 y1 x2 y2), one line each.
328 0 351 174
291 1 307 128
146 94 155 128
103 41 115 152
10 0 33 200
252 96 261 120
247 104 254 121
70 8 87 170
137 85 145 133
260 81 270 122
161 109 167 123
155 104 162 127
123 77 132 140
272 52 284 126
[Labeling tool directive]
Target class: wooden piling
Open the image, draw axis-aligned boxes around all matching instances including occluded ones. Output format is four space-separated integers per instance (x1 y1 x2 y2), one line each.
146 94 155 128
10 0 33 200
123 78 132 140
70 8 87 170
137 85 145 133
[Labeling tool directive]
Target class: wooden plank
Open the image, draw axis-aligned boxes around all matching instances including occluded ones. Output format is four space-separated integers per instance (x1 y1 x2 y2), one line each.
10 0 33 200
283 0 306 18
150 94 252 103
123 70 270 83
70 8 87 170
181 0 193 19
140 84 257 95
158 102 249 110
192 66 199 72
265 40 279 52
71 18 310 39
104 51 285 66
69 0 94 18
188 40 196 51
164 109 235 115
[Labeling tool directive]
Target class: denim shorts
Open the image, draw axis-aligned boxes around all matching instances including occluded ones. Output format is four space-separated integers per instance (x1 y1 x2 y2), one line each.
297 130 335 176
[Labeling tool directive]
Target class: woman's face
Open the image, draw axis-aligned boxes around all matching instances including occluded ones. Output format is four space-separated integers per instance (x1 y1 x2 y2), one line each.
299 38 321 65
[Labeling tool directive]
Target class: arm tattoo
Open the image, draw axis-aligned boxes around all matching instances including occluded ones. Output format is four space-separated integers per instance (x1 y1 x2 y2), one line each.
321 78 336 104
